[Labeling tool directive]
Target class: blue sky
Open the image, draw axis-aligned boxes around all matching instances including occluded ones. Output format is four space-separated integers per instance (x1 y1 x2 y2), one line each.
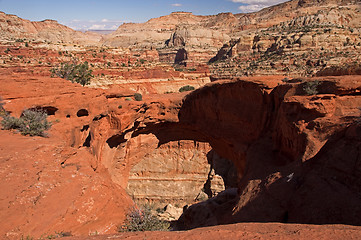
0 0 288 30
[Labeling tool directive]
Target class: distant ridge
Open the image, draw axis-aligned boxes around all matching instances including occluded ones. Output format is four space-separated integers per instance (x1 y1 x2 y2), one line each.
83 30 115 35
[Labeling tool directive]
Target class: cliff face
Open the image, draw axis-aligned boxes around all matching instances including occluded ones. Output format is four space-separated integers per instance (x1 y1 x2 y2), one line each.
175 76 361 229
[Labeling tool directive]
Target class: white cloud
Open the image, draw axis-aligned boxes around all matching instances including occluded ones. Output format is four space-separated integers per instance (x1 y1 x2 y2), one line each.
171 3 182 7
66 19 125 30
231 0 288 13
238 4 264 12
231 0 286 4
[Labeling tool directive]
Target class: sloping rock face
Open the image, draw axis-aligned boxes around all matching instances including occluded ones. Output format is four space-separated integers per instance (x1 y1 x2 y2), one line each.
0 72 135 239
66 222 361 240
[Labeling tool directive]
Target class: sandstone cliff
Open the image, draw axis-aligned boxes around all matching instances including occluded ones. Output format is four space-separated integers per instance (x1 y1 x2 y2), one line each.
0 11 101 45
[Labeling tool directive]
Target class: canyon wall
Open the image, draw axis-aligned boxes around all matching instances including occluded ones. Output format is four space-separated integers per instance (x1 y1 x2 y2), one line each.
82 75 361 230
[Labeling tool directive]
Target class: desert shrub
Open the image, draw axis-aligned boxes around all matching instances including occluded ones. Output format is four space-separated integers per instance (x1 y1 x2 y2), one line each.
1 109 51 137
303 80 320 95
0 96 4 111
179 85 195 92
119 205 169 232
51 61 93 86
134 93 143 101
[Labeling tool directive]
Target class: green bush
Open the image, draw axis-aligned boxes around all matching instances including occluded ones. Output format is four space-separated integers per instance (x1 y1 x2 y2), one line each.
179 85 195 92
134 93 143 101
51 61 93 86
1 109 51 137
119 205 169 232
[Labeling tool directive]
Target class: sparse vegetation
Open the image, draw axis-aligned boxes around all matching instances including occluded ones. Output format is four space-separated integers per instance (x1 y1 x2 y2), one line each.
303 80 320 95
119 205 170 232
1 109 52 137
45 231 72 239
179 85 195 92
134 93 143 101
51 61 93 86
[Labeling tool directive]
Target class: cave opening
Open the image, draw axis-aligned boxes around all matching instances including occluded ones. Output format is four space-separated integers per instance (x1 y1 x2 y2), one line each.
174 48 188 66
77 109 89 117
28 106 58 115
107 134 127 149
122 136 238 222
83 132 91 147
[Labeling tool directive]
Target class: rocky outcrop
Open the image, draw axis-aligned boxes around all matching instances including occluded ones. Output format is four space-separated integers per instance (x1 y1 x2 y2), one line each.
84 75 361 230
175 76 361 229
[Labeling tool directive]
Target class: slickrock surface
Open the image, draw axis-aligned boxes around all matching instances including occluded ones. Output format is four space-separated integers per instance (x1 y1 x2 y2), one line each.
67 222 361 240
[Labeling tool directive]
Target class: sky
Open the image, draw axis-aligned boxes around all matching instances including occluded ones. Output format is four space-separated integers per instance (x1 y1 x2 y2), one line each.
0 0 288 30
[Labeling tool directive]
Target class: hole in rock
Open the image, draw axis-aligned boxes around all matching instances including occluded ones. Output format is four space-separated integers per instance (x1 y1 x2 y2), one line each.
93 113 107 121
83 132 91 147
80 125 89 132
77 109 89 117
124 139 238 217
66 114 71 118
29 106 58 115
107 134 127 148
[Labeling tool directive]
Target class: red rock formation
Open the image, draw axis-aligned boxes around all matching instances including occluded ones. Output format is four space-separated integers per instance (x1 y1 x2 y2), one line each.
83 75 361 230
0 1 360 239
1 55 361 238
